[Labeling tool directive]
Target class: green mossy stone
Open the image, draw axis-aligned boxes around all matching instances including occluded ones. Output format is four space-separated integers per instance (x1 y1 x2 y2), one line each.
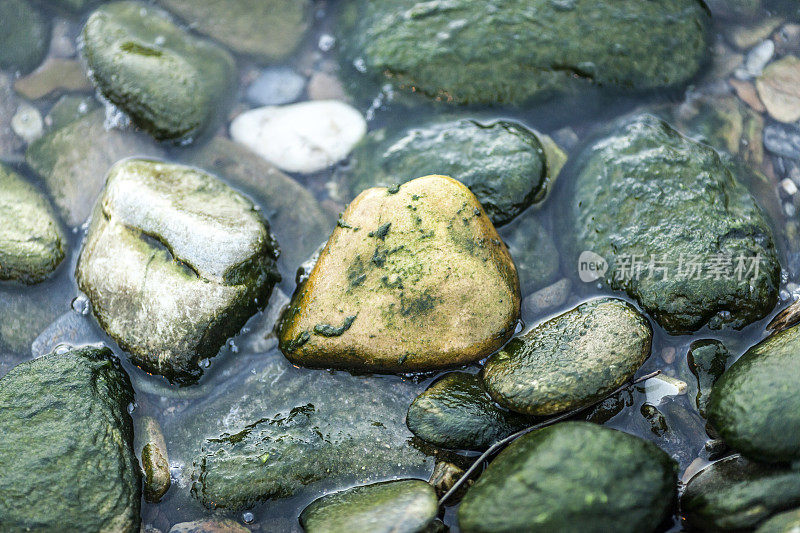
406 372 530 451
503 212 560 294
687 339 729 418
708 323 800 463
756 508 800 533
338 0 709 104
159 0 311 62
483 297 652 416
0 164 65 284
81 1 235 141
569 114 780 334
345 119 566 226
299 479 438 533
458 422 676 533
681 454 800 532
0 0 49 74
0 347 140 532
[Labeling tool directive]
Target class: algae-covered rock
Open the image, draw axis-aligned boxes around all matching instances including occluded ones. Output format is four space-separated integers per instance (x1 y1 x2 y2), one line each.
458 422 676 533
175 350 434 510
0 0 49 74
139 416 171 503
407 372 530 451
0 164 65 284
81 1 235 141
687 339 729 418
159 0 311 62
482 298 651 417
345 119 566 226
338 0 710 104
708 323 800 463
299 479 438 533
279 175 520 373
26 108 160 227
569 114 780 334
502 212 560 294
757 508 800 533
681 454 800 532
0 347 140 532
76 159 280 383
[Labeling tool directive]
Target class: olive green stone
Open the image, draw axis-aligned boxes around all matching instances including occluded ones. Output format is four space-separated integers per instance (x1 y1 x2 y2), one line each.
139 416 171 503
681 454 800 532
458 422 676 533
81 1 235 141
76 159 280 384
338 0 709 104
300 479 438 533
0 0 49 74
344 119 566 226
279 175 520 373
159 0 311 62
483 298 652 417
756 508 800 533
687 339 729 418
0 347 140 532
503 211 560 294
569 114 780 334
27 108 161 227
0 164 65 284
44 95 99 132
407 372 530 451
708 323 800 463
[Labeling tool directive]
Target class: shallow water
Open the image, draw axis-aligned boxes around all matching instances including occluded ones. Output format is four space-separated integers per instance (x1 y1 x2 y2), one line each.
2 1 800 531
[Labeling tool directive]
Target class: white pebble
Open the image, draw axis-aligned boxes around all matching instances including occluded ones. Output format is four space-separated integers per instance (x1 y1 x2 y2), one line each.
644 375 687 405
11 103 43 143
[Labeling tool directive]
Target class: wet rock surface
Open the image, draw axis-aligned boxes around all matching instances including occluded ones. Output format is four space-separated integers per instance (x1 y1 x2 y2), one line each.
687 339 730 418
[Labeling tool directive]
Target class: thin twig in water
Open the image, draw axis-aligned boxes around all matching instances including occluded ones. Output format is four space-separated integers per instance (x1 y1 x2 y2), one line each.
438 369 662 506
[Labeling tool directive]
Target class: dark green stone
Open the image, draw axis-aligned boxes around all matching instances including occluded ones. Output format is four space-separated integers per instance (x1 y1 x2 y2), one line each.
338 0 709 104
406 372 530 451
0 347 140 532
708 324 800 463
688 339 729 418
0 0 50 74
458 422 676 533
299 479 438 533
681 454 800 532
81 1 235 141
569 114 780 334
344 119 564 226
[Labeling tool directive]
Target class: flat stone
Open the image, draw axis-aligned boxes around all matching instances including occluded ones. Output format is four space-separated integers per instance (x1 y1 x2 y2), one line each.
522 278 571 317
279 175 520 373
757 55 800 123
708 323 800 463
0 164 65 284
299 479 438 533
406 372 530 451
764 123 800 160
81 1 235 141
458 422 676 533
0 0 49 74
245 67 305 106
13 58 92 100
230 100 367 174
503 211 560 293
482 297 651 416
0 347 140 532
76 159 280 383
169 519 249 533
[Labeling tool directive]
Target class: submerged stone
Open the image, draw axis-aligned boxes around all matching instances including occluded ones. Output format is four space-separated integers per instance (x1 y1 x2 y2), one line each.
159 0 311 62
0 286 71 354
407 372 530 451
81 1 235 141
687 339 729 418
569 114 780 334
299 479 438 533
344 119 566 226
279 175 520 372
502 212 560 294
708 323 800 463
483 298 651 416
338 0 710 104
458 422 676 533
681 454 800 531
0 0 49 74
76 159 280 384
0 164 65 284
139 416 171 503
0 347 140 532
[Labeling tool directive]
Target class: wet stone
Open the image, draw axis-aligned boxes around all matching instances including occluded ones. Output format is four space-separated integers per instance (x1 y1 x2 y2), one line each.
13 58 92 100
503 212 560 294
76 159 280 384
0 347 140 532
687 339 729 418
757 55 800 123
764 123 800 160
483 298 652 416
279 175 520 373
756 508 800 533
522 278 571 317
168 519 250 533
0 0 49 74
457 422 676 533
81 1 235 141
139 416 171 503
299 479 438 533
406 372 530 451
708 323 800 463
245 67 305 106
